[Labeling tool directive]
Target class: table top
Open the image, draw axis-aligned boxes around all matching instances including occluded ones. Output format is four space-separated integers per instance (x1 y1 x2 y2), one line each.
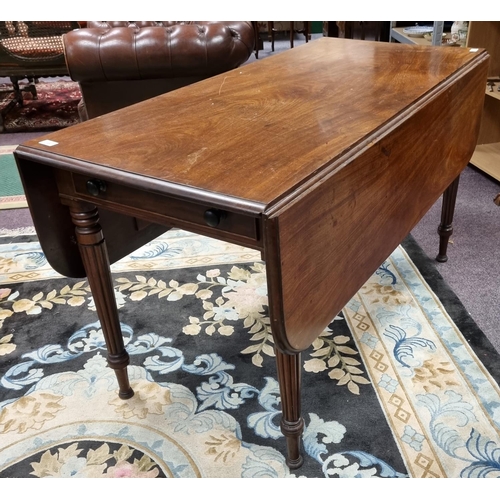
15 37 489 353
19 37 486 214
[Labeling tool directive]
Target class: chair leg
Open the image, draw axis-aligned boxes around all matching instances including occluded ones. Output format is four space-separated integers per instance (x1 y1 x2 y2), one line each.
360 21 366 40
10 77 23 104
0 78 24 130
9 77 37 105
252 21 261 59
25 78 38 100
268 22 275 52
344 22 353 39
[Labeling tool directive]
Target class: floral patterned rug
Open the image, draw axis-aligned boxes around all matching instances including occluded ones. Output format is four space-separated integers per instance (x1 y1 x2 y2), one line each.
0 80 80 133
0 228 499 478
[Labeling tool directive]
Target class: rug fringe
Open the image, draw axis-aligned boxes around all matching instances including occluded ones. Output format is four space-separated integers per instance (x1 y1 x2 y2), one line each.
0 145 17 155
0 225 35 236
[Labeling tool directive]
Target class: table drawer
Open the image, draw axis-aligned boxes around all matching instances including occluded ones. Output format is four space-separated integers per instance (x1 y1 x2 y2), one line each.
60 172 261 247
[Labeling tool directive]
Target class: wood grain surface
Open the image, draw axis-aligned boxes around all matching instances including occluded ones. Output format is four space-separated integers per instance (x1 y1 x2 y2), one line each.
19 38 487 211
265 54 488 352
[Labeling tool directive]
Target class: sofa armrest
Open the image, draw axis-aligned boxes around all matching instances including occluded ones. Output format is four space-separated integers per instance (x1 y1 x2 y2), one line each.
63 21 255 83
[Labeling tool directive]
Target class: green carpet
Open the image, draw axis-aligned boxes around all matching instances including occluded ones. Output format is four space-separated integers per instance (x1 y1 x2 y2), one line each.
0 153 23 197
0 149 26 209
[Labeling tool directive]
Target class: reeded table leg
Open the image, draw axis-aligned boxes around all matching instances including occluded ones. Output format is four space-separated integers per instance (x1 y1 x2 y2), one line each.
437 175 460 262
69 201 134 399
275 349 304 469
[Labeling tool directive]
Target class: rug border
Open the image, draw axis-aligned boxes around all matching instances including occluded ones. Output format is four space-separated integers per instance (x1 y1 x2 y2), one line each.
0 145 17 155
0 195 28 210
402 233 500 382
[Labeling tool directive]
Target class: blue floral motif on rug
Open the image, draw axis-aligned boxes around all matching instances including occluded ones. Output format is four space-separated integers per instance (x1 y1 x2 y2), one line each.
0 229 499 478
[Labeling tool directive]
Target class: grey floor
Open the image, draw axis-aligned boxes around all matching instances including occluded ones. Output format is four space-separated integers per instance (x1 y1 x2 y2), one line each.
411 168 500 353
1 30 500 353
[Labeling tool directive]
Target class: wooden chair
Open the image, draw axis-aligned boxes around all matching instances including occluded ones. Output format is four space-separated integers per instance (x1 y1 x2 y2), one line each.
267 22 310 51
0 21 80 131
336 21 383 41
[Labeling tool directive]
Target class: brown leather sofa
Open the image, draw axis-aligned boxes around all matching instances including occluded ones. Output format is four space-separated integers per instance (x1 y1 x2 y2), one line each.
62 21 255 120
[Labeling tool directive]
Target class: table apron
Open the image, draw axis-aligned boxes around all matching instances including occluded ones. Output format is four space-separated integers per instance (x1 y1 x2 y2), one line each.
55 169 263 251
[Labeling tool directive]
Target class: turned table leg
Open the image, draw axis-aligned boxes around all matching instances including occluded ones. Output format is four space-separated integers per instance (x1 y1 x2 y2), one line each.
69 201 134 399
275 349 304 469
437 175 460 262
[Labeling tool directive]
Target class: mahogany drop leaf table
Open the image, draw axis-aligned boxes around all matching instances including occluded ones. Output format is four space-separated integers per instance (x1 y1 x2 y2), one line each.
14 38 489 469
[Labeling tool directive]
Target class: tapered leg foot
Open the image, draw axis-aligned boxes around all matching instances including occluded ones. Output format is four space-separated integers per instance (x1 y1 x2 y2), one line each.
281 418 304 469
118 386 135 400
110 357 135 400
437 175 460 262
70 201 134 399
275 349 304 469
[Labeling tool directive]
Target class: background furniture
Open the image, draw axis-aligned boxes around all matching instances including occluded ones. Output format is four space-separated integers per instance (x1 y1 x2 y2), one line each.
266 21 310 50
62 21 255 120
0 21 80 131
324 22 389 41
466 22 500 182
336 22 383 41
390 21 447 46
252 21 263 58
389 21 500 182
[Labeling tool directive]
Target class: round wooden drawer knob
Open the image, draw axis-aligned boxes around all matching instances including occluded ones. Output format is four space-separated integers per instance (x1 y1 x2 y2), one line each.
204 208 226 227
86 179 107 197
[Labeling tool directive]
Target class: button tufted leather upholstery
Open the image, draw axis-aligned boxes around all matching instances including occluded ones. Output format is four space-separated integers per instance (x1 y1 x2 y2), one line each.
63 21 255 120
